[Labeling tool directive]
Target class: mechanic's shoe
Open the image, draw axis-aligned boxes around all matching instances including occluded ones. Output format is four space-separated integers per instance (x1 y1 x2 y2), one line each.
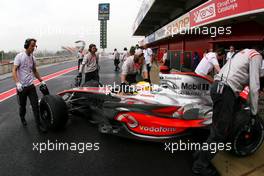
20 117 27 126
192 164 220 176
37 123 48 133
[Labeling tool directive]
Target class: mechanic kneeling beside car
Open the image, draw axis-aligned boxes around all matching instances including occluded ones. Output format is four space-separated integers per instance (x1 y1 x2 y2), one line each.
120 52 148 88
192 48 263 176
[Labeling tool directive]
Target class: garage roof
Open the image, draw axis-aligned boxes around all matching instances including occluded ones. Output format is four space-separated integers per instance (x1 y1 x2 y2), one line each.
133 0 208 36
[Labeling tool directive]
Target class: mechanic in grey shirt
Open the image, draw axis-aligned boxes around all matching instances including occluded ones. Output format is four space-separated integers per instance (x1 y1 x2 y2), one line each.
192 48 263 175
215 49 262 114
12 38 47 132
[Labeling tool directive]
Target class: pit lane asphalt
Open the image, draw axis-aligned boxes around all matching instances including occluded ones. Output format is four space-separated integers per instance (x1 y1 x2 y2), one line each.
0 58 208 176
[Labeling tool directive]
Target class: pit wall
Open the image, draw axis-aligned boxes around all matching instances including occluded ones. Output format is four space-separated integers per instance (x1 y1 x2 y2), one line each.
0 56 75 75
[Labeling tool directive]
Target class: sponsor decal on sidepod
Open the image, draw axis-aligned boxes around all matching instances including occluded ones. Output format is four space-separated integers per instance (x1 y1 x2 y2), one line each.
139 126 176 133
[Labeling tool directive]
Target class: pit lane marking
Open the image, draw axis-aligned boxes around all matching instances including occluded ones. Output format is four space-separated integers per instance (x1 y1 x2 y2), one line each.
0 66 77 103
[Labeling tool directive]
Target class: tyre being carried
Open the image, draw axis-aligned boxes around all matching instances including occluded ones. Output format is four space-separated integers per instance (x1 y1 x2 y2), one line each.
39 95 68 130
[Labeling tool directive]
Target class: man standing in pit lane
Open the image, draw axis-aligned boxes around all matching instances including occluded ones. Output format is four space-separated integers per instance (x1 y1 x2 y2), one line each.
143 44 153 82
226 45 235 61
162 49 169 66
192 48 263 176
12 38 47 133
135 44 141 54
75 40 86 71
113 48 120 71
78 44 99 84
129 46 136 56
195 48 225 79
77 48 84 71
121 47 129 62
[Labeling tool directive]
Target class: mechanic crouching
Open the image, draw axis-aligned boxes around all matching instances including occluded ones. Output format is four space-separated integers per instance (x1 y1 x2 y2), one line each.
192 48 263 176
120 52 148 90
12 38 47 133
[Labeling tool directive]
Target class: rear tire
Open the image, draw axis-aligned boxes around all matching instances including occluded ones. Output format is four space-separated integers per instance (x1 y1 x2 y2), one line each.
40 95 68 130
230 110 264 156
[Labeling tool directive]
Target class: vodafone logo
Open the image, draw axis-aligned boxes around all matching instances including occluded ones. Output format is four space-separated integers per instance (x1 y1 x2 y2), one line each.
193 3 216 23
139 126 176 133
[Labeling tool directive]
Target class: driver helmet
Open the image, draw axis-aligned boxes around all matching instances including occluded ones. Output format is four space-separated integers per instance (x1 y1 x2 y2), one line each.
136 81 152 92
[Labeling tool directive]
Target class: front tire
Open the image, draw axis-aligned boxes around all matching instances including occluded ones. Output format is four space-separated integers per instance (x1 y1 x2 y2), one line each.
40 95 68 130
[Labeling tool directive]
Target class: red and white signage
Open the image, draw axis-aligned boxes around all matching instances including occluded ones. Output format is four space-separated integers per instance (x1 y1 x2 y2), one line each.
193 2 216 24
142 0 264 44
190 0 264 27
165 13 190 37
149 13 190 42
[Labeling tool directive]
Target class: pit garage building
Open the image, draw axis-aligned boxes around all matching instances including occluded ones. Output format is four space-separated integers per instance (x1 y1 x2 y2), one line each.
133 0 264 71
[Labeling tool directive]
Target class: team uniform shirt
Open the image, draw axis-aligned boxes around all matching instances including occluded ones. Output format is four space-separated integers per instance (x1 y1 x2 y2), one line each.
143 48 153 65
121 55 147 75
135 48 142 55
81 52 98 73
114 51 120 60
14 52 36 87
195 52 219 76
226 51 235 61
215 49 263 115
122 51 129 62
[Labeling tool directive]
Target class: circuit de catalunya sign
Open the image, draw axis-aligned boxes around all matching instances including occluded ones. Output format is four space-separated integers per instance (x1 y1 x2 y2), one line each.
190 0 264 27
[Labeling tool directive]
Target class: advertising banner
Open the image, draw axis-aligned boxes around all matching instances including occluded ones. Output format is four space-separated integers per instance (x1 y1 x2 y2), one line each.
144 0 264 44
151 13 190 42
190 0 264 28
165 13 190 36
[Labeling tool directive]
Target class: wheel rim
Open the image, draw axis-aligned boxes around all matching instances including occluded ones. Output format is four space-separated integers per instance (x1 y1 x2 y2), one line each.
40 102 52 127
234 120 264 155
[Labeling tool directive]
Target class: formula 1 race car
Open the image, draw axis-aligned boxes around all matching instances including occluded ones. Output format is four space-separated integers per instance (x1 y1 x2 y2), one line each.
39 72 264 157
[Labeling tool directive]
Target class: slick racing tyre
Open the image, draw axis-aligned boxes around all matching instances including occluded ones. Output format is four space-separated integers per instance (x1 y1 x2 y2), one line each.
230 110 264 156
40 95 68 130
